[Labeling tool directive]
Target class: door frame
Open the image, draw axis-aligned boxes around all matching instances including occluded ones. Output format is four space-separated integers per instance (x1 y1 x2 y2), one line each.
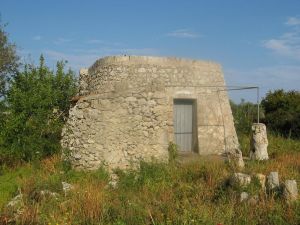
173 98 198 153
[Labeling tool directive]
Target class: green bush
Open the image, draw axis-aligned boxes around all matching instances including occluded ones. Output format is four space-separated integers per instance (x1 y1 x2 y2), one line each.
168 142 178 162
0 55 77 162
0 21 19 98
261 89 300 139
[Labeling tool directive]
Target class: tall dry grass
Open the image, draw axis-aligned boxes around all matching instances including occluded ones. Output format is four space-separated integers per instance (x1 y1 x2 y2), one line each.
0 134 299 224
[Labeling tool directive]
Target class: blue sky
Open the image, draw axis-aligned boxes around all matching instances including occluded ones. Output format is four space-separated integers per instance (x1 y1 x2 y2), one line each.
1 0 300 102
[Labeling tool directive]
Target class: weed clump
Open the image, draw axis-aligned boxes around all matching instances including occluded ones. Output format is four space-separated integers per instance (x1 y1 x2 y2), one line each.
168 142 178 163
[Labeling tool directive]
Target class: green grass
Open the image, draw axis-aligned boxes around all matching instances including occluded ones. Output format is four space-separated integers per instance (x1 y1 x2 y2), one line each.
0 135 299 224
0 164 34 208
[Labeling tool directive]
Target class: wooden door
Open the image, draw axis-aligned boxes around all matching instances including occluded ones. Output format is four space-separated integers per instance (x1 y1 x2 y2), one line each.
174 99 194 152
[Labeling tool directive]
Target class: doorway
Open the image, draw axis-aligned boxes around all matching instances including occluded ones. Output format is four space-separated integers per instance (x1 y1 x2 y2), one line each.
173 99 197 152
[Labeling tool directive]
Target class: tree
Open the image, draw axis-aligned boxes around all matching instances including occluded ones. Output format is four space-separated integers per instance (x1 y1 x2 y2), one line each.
0 56 77 162
261 89 300 138
0 21 19 150
0 21 19 97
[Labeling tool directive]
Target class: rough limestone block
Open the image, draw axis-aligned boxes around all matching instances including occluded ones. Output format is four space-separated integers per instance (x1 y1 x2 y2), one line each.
255 173 266 190
283 180 298 202
224 135 244 168
226 147 245 168
250 123 269 160
62 181 74 196
40 190 60 200
267 172 279 191
7 194 23 208
79 68 89 96
240 192 249 202
232 173 251 186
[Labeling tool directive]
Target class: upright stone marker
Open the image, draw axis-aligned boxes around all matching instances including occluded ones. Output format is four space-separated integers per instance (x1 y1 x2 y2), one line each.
255 173 266 190
283 180 298 202
267 172 279 191
250 123 269 160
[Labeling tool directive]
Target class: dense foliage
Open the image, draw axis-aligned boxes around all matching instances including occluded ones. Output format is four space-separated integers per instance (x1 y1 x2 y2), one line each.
0 22 19 97
0 22 19 140
0 56 77 162
261 89 300 139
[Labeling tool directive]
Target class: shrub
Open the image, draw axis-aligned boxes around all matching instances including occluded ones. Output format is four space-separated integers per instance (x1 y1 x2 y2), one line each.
0 55 77 162
261 89 300 139
0 21 19 98
168 142 178 162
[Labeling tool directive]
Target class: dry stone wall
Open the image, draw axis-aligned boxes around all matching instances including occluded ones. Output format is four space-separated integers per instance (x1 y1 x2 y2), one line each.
61 56 238 170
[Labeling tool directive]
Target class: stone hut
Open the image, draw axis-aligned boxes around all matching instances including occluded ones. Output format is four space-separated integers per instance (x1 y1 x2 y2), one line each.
61 56 239 170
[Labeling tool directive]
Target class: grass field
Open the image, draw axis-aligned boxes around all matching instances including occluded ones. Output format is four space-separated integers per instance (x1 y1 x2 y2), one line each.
0 134 299 225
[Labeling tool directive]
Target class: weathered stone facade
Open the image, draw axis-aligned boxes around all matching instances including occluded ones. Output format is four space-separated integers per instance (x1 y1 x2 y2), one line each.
61 56 239 170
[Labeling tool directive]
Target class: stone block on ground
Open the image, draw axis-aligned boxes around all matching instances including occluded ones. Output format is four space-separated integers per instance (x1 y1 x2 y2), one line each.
232 173 251 186
255 173 266 190
283 180 298 202
62 181 74 195
267 172 279 191
6 194 23 208
240 192 249 202
226 147 244 168
40 190 60 200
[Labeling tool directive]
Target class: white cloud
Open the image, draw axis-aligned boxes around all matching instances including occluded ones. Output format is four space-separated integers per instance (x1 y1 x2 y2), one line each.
33 35 42 41
263 34 300 60
167 29 201 38
263 17 300 60
263 38 294 56
285 17 300 26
